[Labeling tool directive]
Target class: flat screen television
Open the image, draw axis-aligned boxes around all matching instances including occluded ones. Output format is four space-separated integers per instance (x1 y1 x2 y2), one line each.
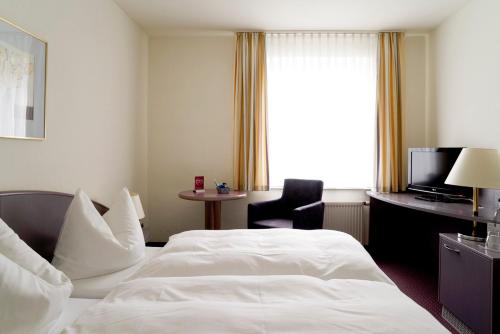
407 148 472 199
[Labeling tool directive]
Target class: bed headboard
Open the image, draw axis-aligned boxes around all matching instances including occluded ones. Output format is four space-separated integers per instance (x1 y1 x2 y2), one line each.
0 191 108 261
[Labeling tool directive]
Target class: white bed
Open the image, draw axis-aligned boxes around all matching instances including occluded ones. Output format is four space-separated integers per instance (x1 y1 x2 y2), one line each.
130 229 393 284
46 248 163 332
49 298 100 334
71 247 161 298
56 229 404 332
63 275 449 334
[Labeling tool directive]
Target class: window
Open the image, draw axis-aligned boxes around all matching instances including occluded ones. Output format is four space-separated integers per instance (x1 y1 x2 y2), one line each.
266 33 378 189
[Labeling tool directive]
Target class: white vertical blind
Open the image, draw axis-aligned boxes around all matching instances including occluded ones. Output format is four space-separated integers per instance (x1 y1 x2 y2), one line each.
266 33 378 189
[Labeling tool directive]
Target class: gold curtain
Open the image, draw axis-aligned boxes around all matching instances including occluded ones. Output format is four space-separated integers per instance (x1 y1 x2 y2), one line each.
376 32 405 193
233 32 269 191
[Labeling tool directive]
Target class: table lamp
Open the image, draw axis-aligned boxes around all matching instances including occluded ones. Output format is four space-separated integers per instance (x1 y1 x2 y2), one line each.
129 191 145 220
445 148 500 241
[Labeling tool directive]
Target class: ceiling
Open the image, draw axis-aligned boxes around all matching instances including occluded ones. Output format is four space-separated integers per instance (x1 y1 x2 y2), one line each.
114 0 469 36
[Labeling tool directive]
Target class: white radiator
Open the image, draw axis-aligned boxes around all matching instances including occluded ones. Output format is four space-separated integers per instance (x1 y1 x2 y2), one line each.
323 202 369 245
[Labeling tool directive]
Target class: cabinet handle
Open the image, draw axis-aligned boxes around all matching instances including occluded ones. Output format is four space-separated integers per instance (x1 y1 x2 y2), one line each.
444 244 460 254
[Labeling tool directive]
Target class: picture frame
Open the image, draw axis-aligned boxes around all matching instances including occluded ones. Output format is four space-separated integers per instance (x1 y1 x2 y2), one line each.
0 17 47 140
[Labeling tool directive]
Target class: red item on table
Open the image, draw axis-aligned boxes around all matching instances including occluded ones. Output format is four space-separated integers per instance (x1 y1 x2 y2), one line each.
194 176 204 190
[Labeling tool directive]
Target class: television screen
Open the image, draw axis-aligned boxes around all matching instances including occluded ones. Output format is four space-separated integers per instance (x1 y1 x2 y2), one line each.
408 148 471 198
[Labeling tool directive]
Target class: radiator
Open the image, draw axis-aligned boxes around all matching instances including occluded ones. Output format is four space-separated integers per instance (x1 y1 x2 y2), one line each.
323 202 369 245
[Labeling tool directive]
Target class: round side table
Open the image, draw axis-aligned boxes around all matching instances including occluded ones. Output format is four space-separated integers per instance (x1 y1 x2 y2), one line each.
178 189 247 230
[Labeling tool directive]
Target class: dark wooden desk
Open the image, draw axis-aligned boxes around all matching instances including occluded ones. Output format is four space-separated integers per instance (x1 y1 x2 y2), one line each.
367 191 496 224
368 191 499 333
367 191 492 270
178 189 247 230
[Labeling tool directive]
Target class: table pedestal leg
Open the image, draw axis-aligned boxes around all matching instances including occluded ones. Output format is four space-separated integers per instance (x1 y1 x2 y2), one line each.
205 201 222 230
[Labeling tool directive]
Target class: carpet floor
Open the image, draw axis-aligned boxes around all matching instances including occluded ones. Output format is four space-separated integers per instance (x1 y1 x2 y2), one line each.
374 257 457 333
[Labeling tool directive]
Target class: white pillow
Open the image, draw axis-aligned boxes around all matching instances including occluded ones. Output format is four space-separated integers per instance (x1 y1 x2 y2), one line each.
0 218 73 334
52 188 145 280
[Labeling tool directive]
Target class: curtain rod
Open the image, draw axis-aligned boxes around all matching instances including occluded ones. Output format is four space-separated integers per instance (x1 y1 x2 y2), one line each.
236 30 404 34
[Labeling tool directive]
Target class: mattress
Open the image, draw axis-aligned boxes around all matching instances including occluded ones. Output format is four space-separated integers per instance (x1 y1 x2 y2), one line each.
71 246 161 298
130 229 393 284
49 298 100 334
63 275 449 334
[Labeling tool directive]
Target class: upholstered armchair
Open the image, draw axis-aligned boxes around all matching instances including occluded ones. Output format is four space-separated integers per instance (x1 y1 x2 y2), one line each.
248 179 325 230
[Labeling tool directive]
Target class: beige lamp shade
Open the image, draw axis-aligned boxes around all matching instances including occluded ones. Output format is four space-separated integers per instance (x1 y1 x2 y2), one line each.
129 191 146 219
445 148 500 189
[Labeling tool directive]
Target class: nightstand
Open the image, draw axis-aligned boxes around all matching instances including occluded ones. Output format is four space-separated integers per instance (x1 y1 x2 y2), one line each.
439 233 500 334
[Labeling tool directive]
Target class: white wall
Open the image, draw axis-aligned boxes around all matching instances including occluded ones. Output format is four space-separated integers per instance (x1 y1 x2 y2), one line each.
405 35 428 149
0 0 149 206
148 35 235 239
430 0 500 149
404 34 430 186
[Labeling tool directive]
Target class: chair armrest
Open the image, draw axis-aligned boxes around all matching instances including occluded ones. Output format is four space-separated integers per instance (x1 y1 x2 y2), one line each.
248 199 283 223
292 201 325 230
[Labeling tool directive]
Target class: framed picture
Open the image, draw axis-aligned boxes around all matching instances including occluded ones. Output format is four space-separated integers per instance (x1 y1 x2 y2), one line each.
0 17 47 140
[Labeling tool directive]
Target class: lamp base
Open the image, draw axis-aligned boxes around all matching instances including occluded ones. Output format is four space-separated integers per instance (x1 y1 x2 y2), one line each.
458 233 485 242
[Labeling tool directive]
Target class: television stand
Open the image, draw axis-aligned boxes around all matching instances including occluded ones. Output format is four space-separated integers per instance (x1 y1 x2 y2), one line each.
367 191 480 271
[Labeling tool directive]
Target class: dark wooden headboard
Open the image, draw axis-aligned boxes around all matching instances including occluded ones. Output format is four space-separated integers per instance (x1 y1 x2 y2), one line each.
0 191 108 261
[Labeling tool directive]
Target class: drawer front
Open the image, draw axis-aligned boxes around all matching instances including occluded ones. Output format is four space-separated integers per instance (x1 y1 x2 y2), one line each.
439 237 492 334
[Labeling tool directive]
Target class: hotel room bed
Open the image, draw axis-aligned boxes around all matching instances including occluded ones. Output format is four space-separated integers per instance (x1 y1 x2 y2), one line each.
71 246 161 298
0 190 449 333
64 276 448 334
131 228 393 284
49 298 100 334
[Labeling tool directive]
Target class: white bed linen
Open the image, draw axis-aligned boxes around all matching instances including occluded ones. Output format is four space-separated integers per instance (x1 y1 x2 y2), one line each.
71 246 161 298
64 275 449 334
0 219 73 334
50 298 100 334
53 189 145 280
130 229 393 284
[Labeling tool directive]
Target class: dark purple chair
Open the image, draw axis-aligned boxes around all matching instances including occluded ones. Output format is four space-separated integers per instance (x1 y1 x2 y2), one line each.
248 179 324 230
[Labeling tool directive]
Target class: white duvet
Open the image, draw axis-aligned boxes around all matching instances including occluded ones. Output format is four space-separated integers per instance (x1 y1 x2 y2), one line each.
64 275 449 333
130 229 393 284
